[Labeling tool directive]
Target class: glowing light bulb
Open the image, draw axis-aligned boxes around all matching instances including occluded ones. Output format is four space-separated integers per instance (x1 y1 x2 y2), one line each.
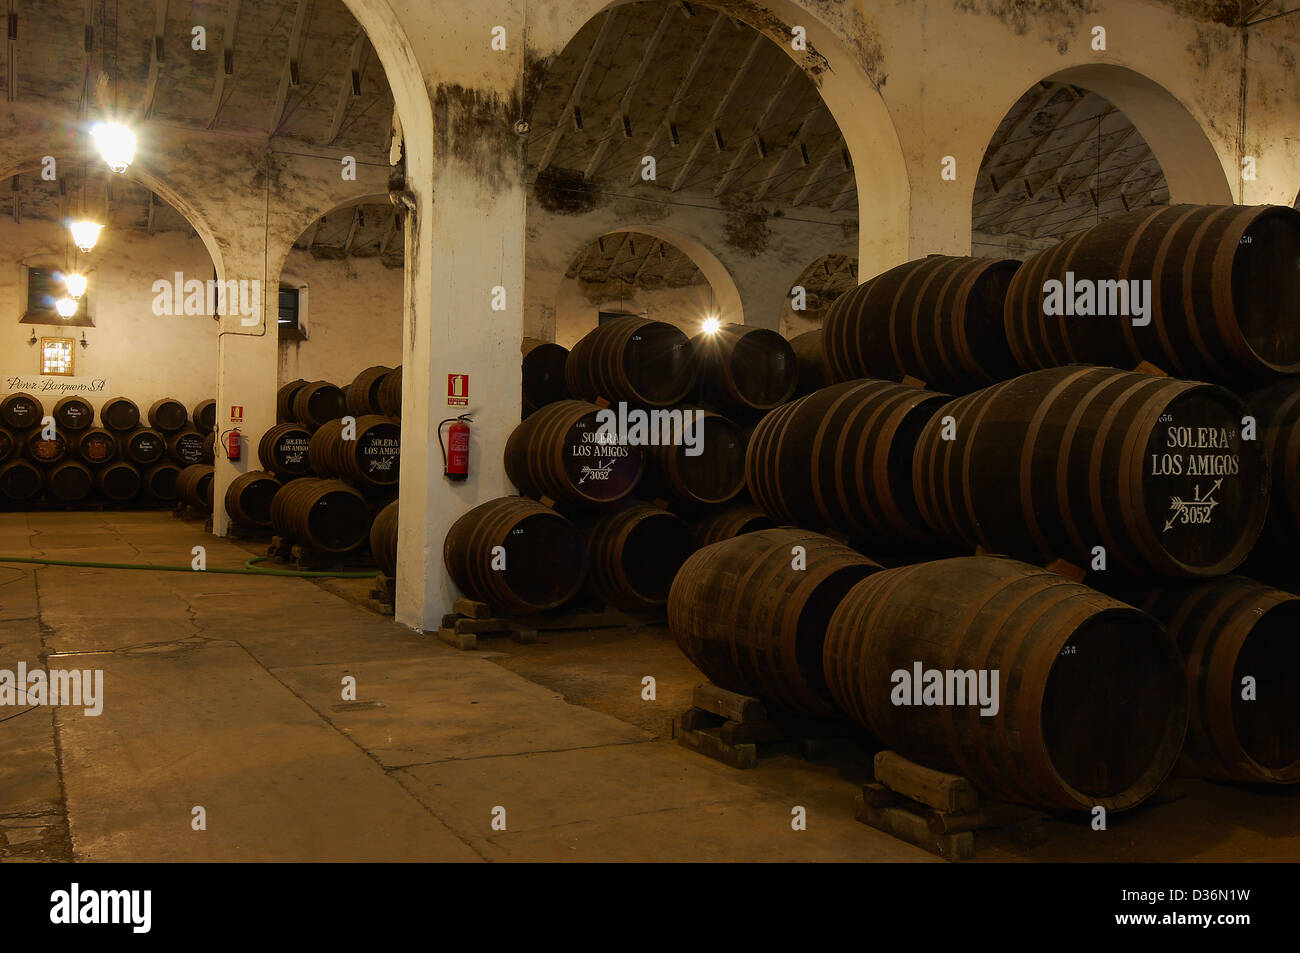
64 273 88 300
91 121 137 174
55 297 78 318
70 220 103 252
701 316 721 335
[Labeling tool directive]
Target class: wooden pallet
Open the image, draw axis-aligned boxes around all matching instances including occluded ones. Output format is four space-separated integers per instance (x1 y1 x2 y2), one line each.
854 751 1049 861
435 597 641 649
266 535 376 572
676 682 850 769
369 574 395 616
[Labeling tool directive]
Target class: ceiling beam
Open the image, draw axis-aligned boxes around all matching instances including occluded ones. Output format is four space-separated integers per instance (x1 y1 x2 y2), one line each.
140 0 170 120
629 239 661 285
379 211 398 254
11 175 19 224
146 191 156 234
207 0 241 129
601 233 631 282
1048 106 1112 189
1063 125 1138 201
754 96 825 200
829 183 857 213
327 33 369 145
974 93 1094 215
713 61 799 198
1099 147 1156 203
5 0 19 103
305 218 323 252
270 0 314 136
670 33 765 192
791 144 843 207
76 0 95 118
536 8 621 174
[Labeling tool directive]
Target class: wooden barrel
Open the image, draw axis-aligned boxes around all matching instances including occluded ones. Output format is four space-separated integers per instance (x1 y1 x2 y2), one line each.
522 338 570 416
1133 577 1300 784
277 379 308 422
144 463 182 501
913 366 1269 578
47 461 93 503
0 393 42 430
270 478 370 553
292 381 346 430
100 396 140 432
642 410 746 507
192 398 217 433
175 464 215 511
693 503 778 547
258 423 313 479
168 429 206 466
201 431 216 465
119 428 168 466
346 365 393 416
1243 380 1300 559
0 427 15 465
824 556 1188 811
308 415 400 488
692 325 797 419
823 256 1021 392
26 430 68 465
504 400 645 505
377 366 402 420
370 500 399 577
0 460 42 502
75 428 117 466
225 471 282 528
52 396 95 432
97 461 141 501
747 379 947 548
147 397 188 433
581 504 696 611
1005 204 1300 382
444 496 587 614
789 330 829 397
565 316 695 407
669 528 881 716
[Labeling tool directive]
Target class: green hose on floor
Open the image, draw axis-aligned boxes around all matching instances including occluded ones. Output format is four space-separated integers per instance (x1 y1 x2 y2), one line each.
0 554 380 579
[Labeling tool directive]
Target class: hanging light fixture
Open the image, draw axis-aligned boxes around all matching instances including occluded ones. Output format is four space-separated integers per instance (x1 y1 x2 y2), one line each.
70 220 103 252
55 297 78 318
91 121 136 174
64 272 88 300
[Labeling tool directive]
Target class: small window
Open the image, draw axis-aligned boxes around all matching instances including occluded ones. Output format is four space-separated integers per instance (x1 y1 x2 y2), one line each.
22 267 92 326
278 284 306 341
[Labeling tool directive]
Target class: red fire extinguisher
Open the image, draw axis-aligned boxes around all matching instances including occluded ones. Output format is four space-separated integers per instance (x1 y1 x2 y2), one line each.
223 428 241 461
439 415 471 481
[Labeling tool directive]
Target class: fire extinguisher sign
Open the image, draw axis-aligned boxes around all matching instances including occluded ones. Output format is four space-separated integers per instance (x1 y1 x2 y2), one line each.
447 374 469 407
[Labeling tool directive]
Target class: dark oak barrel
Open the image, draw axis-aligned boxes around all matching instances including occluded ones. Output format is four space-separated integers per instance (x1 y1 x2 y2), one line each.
747 379 948 547
693 502 777 547
270 478 371 554
0 460 42 502
192 398 217 433
443 496 587 614
258 423 313 480
1244 380 1300 559
1004 204 1300 383
97 461 141 501
100 396 140 432
669 528 881 716
52 396 95 432
26 430 68 465
225 471 282 528
75 428 117 466
119 428 168 466
175 464 215 511
168 429 206 466
277 379 308 422
913 366 1269 578
822 255 1021 392
642 410 746 507
504 400 645 505
147 397 189 433
346 365 393 416
377 366 402 420
144 462 182 501
522 338 570 417
565 316 695 408
308 415 400 489
789 330 829 397
581 504 696 612
201 431 216 465
0 393 42 430
1133 577 1300 784
48 461 93 503
824 556 1188 811
370 500 399 577
292 381 347 430
692 325 797 420
0 427 15 464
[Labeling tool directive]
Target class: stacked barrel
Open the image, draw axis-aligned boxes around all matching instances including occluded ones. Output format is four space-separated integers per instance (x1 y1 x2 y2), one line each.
665 203 1300 810
0 392 215 507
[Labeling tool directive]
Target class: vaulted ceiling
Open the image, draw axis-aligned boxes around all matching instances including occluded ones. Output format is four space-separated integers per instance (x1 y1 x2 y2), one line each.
566 231 707 301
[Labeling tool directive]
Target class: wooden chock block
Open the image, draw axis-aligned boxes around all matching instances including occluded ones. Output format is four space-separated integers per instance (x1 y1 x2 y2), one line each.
1044 558 1086 582
901 375 928 390
874 751 980 813
692 682 767 723
1133 361 1168 377
452 598 492 619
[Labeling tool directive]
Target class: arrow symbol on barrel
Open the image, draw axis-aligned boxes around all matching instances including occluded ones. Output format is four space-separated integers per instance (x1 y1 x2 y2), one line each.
1163 479 1222 532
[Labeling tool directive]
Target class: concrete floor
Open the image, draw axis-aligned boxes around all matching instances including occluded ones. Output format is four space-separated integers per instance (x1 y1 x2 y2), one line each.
0 511 1296 862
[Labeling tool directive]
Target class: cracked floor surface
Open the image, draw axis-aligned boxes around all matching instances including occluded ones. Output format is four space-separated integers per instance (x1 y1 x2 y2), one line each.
1 511 1296 862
